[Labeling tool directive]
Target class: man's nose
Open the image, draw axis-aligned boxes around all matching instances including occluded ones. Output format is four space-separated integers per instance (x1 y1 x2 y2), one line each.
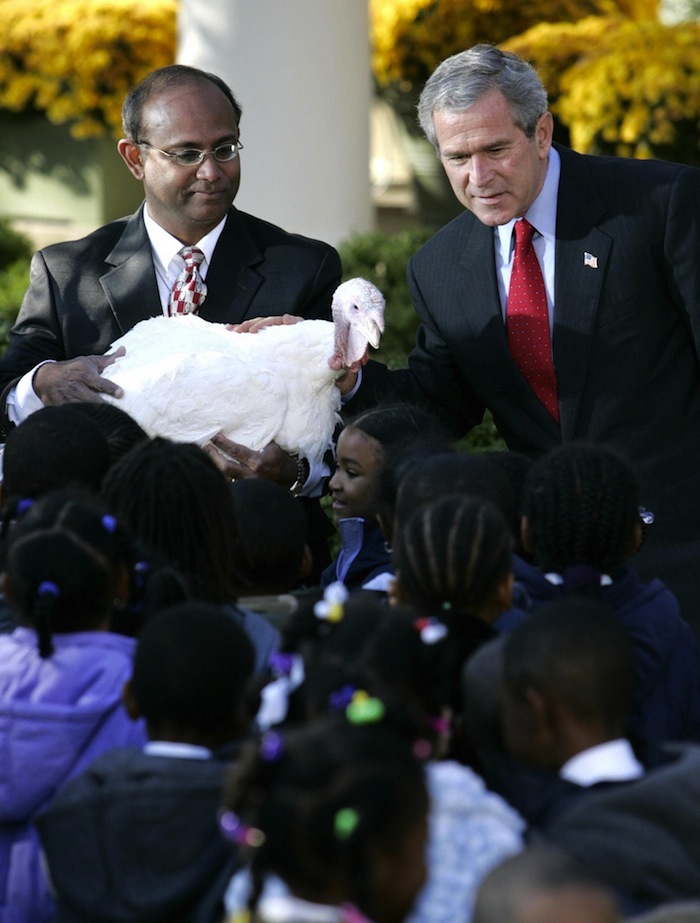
196 152 226 178
469 153 493 186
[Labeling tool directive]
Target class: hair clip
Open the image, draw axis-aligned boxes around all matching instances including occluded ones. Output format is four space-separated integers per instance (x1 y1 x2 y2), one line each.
101 514 118 534
37 580 60 598
346 690 385 725
16 498 34 515
329 684 356 712
334 807 360 840
268 651 296 678
413 738 433 761
259 730 284 763
639 506 655 526
314 581 348 624
429 715 451 735
413 617 448 644
218 810 266 848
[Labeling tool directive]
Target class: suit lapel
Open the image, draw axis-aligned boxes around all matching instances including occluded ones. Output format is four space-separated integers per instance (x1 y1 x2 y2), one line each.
553 146 611 438
101 209 162 334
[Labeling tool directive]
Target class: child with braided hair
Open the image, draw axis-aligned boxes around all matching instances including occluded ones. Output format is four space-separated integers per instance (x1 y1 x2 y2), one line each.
516 442 700 749
220 712 430 923
390 494 516 717
0 494 156 922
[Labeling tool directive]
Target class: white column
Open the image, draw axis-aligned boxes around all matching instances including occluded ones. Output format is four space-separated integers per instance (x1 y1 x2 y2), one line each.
178 0 373 248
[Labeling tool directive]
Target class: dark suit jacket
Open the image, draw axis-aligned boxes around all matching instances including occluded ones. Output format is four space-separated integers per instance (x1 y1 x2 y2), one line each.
360 144 700 623
0 204 341 427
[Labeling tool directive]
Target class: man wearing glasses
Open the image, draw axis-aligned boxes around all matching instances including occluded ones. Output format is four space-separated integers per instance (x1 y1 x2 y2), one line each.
0 65 341 497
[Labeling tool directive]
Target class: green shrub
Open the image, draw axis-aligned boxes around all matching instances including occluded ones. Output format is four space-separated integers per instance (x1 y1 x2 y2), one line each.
0 219 32 354
339 227 505 454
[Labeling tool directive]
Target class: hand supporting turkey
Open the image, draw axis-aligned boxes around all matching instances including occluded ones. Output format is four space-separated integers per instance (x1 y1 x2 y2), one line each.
33 348 126 405
204 432 299 489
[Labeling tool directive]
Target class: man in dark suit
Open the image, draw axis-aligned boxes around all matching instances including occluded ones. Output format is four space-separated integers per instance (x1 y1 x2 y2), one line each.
344 44 700 627
0 64 341 494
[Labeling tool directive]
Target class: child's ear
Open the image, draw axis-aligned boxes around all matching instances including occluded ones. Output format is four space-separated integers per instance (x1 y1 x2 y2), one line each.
387 574 403 608
520 515 535 555
628 520 644 556
495 572 514 613
121 679 141 721
299 544 314 581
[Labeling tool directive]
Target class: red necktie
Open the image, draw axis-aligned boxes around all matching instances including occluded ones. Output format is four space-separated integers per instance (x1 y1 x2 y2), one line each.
506 218 559 422
168 246 207 316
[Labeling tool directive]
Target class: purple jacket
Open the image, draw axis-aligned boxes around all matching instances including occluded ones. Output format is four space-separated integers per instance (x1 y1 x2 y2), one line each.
0 628 146 922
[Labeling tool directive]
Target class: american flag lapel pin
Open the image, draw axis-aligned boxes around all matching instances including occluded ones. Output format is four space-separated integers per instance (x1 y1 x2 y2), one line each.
584 252 598 269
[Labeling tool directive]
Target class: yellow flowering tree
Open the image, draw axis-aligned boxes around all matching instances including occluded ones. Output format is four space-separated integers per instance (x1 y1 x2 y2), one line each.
370 0 658 92
505 18 700 163
0 0 177 138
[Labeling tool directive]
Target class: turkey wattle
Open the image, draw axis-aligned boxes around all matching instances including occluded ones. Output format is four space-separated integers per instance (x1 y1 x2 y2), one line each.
101 277 385 466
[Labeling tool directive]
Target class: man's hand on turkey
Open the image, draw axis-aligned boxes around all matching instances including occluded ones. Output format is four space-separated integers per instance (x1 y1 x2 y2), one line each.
205 433 298 488
33 347 126 405
226 313 303 334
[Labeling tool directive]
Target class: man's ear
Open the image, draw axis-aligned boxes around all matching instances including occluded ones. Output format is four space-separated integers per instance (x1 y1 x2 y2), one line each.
121 679 141 721
117 138 146 180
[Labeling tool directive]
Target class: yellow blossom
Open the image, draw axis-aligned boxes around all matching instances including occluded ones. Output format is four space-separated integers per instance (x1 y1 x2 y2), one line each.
0 0 176 137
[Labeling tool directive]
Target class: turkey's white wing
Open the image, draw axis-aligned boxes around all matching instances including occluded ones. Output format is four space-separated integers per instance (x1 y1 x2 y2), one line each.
102 316 287 448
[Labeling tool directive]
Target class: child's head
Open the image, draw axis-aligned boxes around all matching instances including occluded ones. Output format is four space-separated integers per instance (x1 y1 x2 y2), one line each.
68 401 149 465
3 487 191 638
330 404 448 524
3 501 127 657
521 443 641 583
228 479 311 595
222 715 429 923
101 437 239 603
473 847 619 923
392 494 513 624
124 601 255 748
296 591 451 739
500 598 635 771
2 406 111 504
394 451 517 541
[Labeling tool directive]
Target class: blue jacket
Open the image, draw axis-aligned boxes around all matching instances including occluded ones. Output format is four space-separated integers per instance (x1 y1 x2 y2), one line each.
320 518 392 592
0 628 147 923
512 560 700 747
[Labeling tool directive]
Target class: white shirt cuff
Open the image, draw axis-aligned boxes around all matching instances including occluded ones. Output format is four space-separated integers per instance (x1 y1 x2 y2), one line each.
6 360 55 425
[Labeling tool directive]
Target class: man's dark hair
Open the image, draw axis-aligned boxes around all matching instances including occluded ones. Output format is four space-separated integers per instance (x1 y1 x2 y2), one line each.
122 64 242 140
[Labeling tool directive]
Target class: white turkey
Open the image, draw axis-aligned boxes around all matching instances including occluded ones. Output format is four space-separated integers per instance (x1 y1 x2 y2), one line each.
101 278 385 466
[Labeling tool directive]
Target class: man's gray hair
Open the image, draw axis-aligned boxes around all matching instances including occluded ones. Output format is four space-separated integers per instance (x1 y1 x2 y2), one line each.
417 44 548 149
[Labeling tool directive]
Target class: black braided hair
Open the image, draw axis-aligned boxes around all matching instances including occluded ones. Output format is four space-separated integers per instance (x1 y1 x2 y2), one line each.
393 494 512 620
101 437 239 604
392 495 513 714
521 443 640 578
222 715 428 922
0 487 191 637
5 528 116 658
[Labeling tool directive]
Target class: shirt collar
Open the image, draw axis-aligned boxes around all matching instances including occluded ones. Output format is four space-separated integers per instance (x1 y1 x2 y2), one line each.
495 145 561 256
143 206 227 281
560 738 644 787
144 740 213 760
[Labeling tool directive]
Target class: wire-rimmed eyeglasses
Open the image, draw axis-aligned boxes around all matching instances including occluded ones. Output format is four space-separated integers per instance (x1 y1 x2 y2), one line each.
136 140 243 167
